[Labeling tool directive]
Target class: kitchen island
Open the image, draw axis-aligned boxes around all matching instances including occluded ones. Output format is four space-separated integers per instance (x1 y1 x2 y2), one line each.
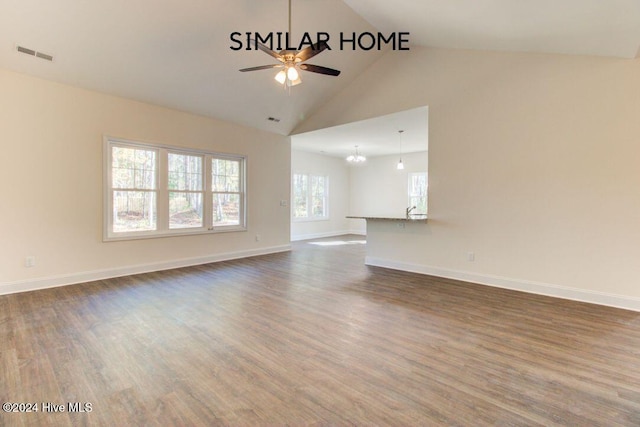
346 214 430 271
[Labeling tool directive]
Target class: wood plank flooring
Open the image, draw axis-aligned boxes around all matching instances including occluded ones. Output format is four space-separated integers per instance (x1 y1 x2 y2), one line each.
2 235 640 426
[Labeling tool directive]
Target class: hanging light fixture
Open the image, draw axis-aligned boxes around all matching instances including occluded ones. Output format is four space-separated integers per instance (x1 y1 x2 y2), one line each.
346 145 366 163
397 130 405 170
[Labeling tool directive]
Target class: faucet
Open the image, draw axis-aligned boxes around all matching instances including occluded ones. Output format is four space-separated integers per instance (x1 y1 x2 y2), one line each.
406 206 417 218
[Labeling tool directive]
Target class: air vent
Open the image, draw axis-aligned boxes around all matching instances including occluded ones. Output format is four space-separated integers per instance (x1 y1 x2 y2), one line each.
35 52 54 61
16 45 54 62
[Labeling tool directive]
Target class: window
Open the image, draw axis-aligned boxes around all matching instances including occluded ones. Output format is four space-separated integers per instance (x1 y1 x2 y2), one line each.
111 145 158 232
292 173 328 220
211 158 242 226
168 152 203 229
408 172 427 214
104 137 246 240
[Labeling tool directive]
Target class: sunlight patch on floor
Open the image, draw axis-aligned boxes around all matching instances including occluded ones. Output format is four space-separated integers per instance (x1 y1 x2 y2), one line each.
308 240 366 246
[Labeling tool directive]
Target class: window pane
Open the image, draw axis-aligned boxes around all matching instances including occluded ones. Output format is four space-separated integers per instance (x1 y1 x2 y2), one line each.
169 192 203 229
409 173 428 214
311 176 327 217
293 174 308 218
212 193 240 226
410 196 428 214
212 159 240 192
112 146 156 189
409 173 427 197
168 153 203 191
113 191 157 232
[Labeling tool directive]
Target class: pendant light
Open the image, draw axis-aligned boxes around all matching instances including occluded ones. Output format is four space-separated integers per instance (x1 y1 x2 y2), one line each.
346 145 366 163
397 130 405 170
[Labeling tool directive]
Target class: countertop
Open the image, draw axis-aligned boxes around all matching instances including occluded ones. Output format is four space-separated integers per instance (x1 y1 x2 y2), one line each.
346 215 427 222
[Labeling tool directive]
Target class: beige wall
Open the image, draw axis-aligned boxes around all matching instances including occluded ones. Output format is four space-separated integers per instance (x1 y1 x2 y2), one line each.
297 47 640 307
0 68 291 293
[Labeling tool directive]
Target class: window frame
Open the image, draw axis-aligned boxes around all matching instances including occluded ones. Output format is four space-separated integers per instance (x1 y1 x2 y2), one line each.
292 172 329 222
103 136 247 241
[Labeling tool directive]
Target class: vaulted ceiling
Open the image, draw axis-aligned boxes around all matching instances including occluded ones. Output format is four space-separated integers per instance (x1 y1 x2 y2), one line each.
1 0 639 138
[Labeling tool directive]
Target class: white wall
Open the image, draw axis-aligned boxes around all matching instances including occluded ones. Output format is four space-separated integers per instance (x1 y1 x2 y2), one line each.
349 151 428 233
296 46 640 308
0 68 291 294
290 149 352 240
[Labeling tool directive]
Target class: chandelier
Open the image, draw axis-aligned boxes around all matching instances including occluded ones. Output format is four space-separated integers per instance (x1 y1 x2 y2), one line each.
346 145 366 163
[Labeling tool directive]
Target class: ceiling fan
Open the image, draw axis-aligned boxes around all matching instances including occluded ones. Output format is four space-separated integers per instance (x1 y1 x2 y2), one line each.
239 0 341 87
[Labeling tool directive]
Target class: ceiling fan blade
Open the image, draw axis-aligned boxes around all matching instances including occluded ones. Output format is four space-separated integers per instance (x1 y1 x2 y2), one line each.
239 64 282 72
249 38 283 61
295 41 329 62
299 63 341 76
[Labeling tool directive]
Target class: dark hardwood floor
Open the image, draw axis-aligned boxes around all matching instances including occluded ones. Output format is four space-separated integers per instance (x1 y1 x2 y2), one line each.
2 235 640 426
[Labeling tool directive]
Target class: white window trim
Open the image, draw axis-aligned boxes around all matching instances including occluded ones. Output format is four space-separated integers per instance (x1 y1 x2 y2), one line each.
103 136 247 241
292 172 329 222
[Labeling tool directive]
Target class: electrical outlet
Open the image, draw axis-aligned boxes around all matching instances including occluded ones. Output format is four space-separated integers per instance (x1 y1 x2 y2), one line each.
25 256 36 268
467 252 475 262
280 200 288 207
255 234 261 242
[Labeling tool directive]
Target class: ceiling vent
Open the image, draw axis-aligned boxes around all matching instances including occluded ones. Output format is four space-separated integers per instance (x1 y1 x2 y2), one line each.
16 45 54 62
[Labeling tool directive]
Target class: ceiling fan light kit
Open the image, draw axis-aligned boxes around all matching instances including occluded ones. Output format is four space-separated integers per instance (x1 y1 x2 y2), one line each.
275 70 287 84
286 66 299 81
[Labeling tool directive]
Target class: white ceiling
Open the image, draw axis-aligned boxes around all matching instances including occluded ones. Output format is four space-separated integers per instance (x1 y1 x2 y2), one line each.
1 0 639 149
345 0 640 59
292 106 428 159
0 0 384 136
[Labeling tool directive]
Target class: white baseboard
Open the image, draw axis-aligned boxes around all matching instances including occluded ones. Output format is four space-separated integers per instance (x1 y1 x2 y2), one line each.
291 230 364 241
0 245 292 296
365 256 640 312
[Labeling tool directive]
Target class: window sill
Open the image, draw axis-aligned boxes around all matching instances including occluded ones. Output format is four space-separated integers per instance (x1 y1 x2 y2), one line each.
104 226 247 242
292 217 330 223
